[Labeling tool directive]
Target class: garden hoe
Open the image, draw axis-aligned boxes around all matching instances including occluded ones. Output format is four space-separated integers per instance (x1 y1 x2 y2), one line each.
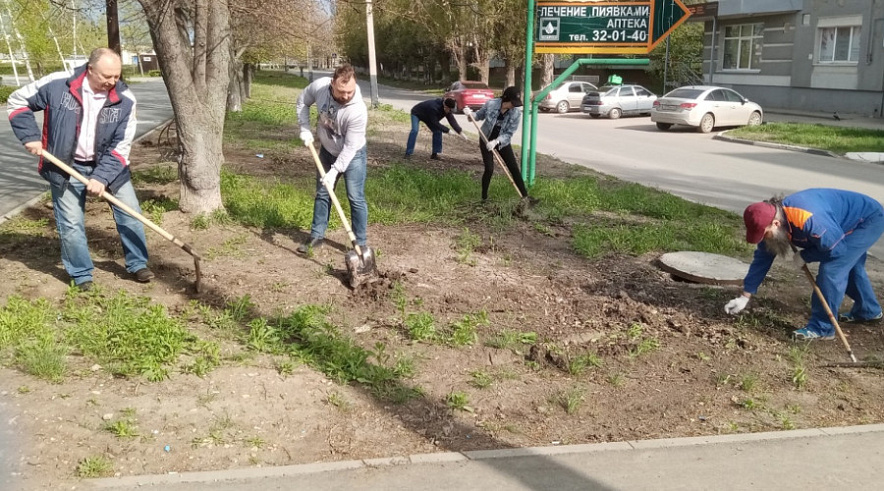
307 143 377 288
41 150 203 293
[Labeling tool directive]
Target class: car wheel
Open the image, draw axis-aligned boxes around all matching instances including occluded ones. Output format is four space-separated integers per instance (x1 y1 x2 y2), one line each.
747 111 762 126
556 100 569 113
698 113 715 133
656 122 672 131
589 114 601 119
608 108 622 120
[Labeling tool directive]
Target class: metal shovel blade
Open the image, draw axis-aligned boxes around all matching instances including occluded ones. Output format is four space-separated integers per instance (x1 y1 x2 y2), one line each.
345 246 377 288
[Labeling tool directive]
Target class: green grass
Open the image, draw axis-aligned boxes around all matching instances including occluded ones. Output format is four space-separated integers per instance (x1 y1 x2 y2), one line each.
485 330 537 350
131 164 178 184
728 123 884 154
76 455 113 478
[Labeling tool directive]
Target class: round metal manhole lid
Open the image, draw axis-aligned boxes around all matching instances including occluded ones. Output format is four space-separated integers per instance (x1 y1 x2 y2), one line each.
657 251 749 286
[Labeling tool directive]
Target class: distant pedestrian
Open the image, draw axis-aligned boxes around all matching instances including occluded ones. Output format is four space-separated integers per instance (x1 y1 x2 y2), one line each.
725 188 884 340
463 86 536 204
7 47 153 291
405 97 467 160
295 64 370 255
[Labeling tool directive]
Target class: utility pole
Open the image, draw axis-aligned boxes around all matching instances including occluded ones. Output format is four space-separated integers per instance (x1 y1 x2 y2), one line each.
106 0 121 56
365 0 379 107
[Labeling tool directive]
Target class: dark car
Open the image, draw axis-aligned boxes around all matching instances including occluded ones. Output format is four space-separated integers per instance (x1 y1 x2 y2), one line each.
581 85 657 119
443 81 495 113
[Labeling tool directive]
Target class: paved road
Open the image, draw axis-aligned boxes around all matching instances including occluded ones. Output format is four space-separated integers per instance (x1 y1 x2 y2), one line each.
86 425 884 491
0 77 174 221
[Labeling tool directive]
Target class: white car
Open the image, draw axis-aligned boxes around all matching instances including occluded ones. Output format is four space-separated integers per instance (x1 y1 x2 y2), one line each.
538 81 598 113
651 85 763 133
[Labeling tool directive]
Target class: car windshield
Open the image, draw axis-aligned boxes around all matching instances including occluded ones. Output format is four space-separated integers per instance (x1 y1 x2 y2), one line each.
665 88 706 99
461 82 489 89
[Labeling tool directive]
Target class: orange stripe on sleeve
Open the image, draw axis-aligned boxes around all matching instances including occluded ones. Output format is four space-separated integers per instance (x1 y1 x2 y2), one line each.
784 207 813 228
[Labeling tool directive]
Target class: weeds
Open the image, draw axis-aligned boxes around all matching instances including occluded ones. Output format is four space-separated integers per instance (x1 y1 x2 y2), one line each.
454 228 482 265
104 419 139 438
788 345 809 390
76 455 113 478
445 391 473 412
326 391 351 411
469 370 494 389
567 352 603 375
485 330 537 351
552 387 585 415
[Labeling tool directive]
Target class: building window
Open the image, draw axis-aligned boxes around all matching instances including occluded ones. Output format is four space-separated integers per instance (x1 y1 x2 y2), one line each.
722 23 763 70
819 26 861 63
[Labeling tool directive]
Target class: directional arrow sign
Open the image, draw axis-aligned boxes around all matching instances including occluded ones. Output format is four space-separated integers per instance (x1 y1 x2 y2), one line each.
535 0 692 54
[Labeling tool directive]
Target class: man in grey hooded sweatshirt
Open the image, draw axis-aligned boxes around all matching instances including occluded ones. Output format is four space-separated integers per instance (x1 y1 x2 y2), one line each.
295 64 369 254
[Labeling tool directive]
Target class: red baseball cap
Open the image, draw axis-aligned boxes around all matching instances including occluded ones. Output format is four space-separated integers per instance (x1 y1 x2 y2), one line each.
743 202 776 244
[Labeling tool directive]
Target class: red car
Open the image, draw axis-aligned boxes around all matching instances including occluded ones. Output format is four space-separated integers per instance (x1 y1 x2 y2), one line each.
444 81 495 113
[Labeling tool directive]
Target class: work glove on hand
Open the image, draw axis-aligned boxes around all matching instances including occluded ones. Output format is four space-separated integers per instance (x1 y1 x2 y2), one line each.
724 296 750 315
485 138 499 151
462 107 473 119
458 132 468 141
321 168 339 188
299 129 314 146
792 252 805 270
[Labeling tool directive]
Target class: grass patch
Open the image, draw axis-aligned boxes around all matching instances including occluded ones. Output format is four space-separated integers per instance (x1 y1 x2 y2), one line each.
552 387 585 415
485 330 537 351
445 391 473 412
131 164 178 184
728 123 884 154
76 455 113 478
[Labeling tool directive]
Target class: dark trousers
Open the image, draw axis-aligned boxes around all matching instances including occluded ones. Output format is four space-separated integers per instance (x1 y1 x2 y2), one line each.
480 143 528 200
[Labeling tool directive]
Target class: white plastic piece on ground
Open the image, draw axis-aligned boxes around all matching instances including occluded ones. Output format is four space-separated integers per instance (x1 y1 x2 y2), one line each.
845 152 884 164
657 251 749 286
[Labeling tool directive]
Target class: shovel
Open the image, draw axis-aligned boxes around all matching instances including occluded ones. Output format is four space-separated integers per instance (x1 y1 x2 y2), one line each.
40 150 203 292
306 143 377 288
465 113 525 199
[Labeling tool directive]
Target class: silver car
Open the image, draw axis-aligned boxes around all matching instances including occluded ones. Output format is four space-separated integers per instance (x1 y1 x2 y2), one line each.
538 81 598 113
581 85 657 119
651 85 764 133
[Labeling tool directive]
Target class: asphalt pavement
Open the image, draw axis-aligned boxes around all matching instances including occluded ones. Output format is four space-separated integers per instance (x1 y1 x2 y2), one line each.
82 424 884 491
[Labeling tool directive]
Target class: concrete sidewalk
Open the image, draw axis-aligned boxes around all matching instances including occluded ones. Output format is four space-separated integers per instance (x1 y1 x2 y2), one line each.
82 424 884 491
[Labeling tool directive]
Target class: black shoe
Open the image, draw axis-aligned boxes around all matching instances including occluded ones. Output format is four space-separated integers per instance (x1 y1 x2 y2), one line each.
77 281 93 292
524 196 540 206
430 153 441 160
403 153 412 160
297 237 324 254
134 268 155 283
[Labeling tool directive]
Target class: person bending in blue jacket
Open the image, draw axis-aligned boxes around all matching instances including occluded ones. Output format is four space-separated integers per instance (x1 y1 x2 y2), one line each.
7 48 153 291
463 86 536 204
725 188 884 340
405 97 467 160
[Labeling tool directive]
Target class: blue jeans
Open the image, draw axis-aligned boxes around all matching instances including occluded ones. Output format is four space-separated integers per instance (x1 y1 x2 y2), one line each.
405 114 442 156
805 211 884 333
311 146 368 246
50 163 149 285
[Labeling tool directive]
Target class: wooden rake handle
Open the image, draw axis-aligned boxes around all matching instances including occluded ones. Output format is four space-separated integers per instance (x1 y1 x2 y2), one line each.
306 143 363 257
465 114 525 198
41 150 202 261
801 264 857 363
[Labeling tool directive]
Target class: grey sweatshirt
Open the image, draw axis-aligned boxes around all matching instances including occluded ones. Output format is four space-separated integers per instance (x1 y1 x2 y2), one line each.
296 77 368 172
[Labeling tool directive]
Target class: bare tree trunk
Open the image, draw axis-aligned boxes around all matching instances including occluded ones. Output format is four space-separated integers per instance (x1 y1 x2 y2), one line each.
505 63 515 87
542 53 555 87
227 54 243 112
139 0 230 214
243 63 253 99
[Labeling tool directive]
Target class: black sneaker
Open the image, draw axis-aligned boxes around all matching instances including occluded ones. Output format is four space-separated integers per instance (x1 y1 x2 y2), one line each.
134 268 155 283
77 281 94 292
430 153 441 160
297 237 324 254
403 153 412 160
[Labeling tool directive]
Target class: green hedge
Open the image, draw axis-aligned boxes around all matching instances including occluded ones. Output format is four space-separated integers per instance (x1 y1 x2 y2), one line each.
0 85 15 104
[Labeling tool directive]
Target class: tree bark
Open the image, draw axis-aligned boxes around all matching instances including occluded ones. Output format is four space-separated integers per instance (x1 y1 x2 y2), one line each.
139 0 231 214
227 54 243 112
542 53 555 87
505 64 515 87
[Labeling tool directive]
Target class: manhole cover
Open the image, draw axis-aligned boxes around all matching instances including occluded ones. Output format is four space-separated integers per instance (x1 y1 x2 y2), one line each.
657 251 748 286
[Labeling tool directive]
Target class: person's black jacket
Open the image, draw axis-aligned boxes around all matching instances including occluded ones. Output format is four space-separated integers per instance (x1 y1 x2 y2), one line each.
410 98 462 134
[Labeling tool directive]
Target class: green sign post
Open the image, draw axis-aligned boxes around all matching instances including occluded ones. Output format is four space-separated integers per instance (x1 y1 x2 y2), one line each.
520 0 691 185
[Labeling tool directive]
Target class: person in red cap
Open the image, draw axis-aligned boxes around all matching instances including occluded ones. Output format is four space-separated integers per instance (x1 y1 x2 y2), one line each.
725 188 884 340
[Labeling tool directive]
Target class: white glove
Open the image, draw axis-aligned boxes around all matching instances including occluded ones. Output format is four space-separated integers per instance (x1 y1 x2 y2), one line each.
725 296 750 315
463 107 473 119
299 129 314 146
485 138 499 151
321 168 339 188
792 252 805 270
458 132 468 141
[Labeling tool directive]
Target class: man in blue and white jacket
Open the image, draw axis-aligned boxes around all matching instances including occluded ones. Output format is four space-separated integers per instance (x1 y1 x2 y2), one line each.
7 47 152 291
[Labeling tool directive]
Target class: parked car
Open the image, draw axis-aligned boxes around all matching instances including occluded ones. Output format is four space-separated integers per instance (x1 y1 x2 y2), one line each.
581 84 657 119
538 81 598 113
650 85 763 133
443 81 495 113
